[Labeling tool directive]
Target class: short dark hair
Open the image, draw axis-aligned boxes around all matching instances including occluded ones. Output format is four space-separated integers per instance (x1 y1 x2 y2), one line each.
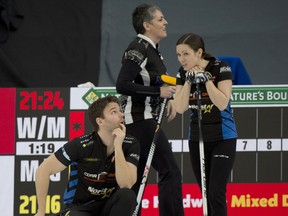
132 3 161 34
88 95 120 131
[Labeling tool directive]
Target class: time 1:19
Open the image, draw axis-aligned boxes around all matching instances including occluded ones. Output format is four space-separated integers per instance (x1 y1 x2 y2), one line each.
29 143 55 154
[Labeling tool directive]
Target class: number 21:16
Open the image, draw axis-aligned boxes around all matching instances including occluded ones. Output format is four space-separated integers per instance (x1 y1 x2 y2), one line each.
19 195 61 214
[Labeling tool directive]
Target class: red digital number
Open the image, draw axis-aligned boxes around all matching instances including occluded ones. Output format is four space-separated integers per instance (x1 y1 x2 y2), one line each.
19 90 65 110
53 91 64 110
43 91 54 110
19 91 30 110
19 91 37 110
43 91 65 110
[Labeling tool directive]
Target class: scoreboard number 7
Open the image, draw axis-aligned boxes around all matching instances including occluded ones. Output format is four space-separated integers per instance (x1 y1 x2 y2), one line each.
237 139 257 152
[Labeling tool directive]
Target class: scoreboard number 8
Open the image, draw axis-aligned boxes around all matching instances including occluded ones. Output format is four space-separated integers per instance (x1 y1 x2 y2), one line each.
258 139 281 151
267 140 272 150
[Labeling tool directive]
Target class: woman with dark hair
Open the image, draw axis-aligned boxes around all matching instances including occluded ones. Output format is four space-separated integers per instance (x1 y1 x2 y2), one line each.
174 33 237 216
116 3 184 216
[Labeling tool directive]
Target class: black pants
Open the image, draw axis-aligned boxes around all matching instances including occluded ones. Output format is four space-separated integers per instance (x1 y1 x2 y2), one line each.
127 119 184 216
64 188 136 216
189 138 236 216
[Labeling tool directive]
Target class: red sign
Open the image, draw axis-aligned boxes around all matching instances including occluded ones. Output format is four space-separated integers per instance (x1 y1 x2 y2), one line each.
141 183 288 215
69 111 85 140
0 88 15 154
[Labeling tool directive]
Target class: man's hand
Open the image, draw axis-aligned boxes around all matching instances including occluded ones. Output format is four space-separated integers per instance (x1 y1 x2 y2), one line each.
112 123 126 148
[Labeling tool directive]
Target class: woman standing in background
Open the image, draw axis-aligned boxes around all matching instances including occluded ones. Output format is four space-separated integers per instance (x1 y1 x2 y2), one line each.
174 32 237 216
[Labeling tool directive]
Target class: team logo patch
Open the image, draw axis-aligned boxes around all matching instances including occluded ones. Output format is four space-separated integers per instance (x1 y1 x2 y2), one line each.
220 66 232 73
125 50 144 65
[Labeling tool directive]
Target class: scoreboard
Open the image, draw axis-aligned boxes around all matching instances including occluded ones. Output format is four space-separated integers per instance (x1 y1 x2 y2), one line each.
0 86 287 215
148 85 288 184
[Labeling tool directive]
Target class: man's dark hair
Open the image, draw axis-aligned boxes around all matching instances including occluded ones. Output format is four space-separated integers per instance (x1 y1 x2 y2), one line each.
88 95 120 131
132 3 161 34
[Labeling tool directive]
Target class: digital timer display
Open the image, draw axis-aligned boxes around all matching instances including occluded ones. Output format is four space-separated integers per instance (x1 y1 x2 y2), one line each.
29 143 55 154
16 142 65 155
19 91 64 110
